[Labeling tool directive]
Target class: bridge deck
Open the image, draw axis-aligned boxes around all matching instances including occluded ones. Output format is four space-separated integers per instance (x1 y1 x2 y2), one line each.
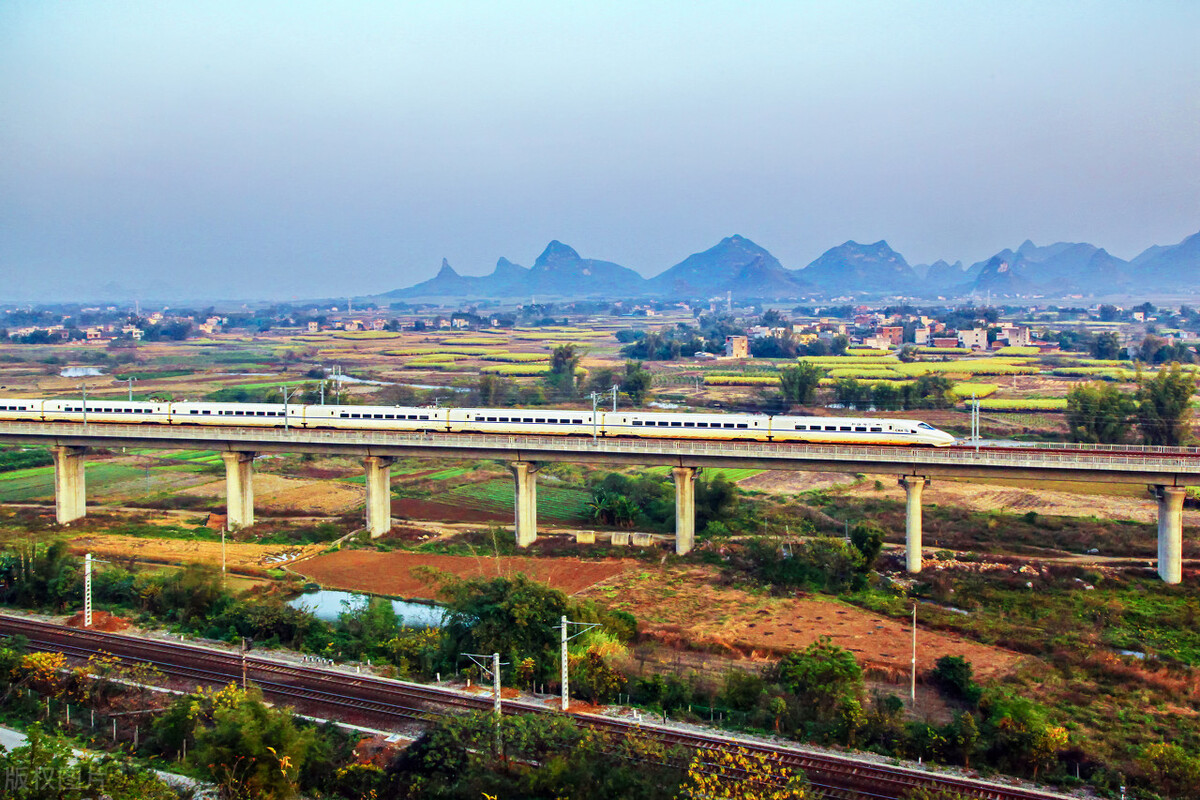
1 421 1198 485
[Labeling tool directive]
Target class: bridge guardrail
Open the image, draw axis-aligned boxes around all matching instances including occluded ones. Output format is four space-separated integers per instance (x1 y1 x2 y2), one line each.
0 421 1198 478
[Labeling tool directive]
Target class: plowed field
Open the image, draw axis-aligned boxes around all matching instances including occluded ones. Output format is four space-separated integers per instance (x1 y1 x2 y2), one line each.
295 550 630 599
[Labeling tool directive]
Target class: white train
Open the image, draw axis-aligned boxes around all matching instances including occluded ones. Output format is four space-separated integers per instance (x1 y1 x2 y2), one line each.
0 397 956 446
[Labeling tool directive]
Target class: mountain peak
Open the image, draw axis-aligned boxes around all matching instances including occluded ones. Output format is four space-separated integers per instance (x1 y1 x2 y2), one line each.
536 240 581 264
436 258 458 277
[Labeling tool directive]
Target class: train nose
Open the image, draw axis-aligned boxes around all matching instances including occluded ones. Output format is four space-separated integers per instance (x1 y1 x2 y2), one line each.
936 430 956 446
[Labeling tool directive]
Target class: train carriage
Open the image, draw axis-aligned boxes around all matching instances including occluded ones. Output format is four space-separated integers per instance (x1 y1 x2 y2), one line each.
0 397 956 446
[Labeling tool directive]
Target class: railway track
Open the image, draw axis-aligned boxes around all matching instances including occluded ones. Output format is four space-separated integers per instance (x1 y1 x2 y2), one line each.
0 615 1078 800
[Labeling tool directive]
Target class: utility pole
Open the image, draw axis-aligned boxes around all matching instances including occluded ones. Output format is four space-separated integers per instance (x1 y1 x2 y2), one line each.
84 553 92 628
610 383 619 412
83 553 109 628
910 603 917 701
221 528 227 582
588 391 601 440
280 386 296 431
559 615 600 711
80 383 88 426
127 377 136 402
241 638 248 691
465 652 509 754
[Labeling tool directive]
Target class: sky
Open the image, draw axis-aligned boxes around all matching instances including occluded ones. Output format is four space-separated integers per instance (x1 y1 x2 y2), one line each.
1 1 1198 301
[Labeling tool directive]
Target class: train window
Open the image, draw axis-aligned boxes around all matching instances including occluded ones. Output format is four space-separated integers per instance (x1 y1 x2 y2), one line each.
632 420 642 426
340 413 349 418
696 422 708 428
523 418 533 423
794 424 806 430
736 423 748 429
573 419 582 424
190 410 199 414
824 425 836 431
870 427 882 432
204 410 212 415
535 418 545 424
840 426 851 431
683 421 695 427
854 426 866 432
671 421 682 427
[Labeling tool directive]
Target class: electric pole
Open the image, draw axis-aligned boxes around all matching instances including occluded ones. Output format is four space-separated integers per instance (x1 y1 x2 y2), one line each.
558 615 600 711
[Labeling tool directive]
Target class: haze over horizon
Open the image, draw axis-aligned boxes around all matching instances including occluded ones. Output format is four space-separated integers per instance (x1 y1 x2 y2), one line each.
2 1 1198 301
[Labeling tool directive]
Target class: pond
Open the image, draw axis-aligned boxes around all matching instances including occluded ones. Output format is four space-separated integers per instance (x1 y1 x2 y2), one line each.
60 367 105 377
287 589 445 628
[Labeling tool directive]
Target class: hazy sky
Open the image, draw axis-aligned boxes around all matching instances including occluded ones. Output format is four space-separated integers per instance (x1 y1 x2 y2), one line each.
2 1 1198 300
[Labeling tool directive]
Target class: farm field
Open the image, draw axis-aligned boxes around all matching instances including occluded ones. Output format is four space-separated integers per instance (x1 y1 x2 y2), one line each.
294 549 631 599
578 565 1024 678
64 532 323 575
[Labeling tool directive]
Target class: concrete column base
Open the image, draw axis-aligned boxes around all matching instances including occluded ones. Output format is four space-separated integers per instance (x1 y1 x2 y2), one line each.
364 456 395 538
1152 485 1186 584
900 476 928 573
510 462 539 547
222 452 256 530
52 446 87 525
673 466 697 555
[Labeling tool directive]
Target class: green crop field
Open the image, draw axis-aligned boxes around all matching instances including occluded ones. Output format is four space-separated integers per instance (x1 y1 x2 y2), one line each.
434 478 592 523
645 466 764 482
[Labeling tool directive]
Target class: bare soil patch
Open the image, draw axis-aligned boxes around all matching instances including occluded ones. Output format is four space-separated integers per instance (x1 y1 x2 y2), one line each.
64 610 130 632
66 534 324 575
581 566 1023 679
295 550 631 600
181 475 364 515
851 474 1200 526
738 470 859 494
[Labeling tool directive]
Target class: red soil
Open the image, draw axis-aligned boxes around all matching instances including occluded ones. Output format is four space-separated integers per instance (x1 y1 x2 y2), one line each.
294 550 629 600
63 610 131 632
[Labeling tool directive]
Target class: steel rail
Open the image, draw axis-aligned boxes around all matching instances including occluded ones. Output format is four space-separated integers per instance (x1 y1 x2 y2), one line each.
1 616 1075 800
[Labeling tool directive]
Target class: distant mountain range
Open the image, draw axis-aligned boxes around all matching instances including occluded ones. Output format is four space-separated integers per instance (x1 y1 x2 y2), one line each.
385 230 1200 302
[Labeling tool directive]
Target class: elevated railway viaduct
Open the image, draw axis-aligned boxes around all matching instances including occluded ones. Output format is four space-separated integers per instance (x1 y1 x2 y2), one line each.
0 421 1197 582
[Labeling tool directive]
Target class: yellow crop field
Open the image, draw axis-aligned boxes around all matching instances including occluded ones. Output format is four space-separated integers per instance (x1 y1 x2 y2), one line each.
949 382 999 399
481 364 555 375
703 375 778 386
995 346 1041 356
979 398 1067 411
844 348 892 357
826 368 905 379
481 352 551 363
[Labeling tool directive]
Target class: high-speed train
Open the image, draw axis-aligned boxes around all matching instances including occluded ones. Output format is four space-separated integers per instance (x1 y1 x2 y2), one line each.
0 397 956 446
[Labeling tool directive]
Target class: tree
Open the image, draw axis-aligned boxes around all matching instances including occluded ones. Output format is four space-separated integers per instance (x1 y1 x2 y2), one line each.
1091 331 1123 360
678 746 806 800
1137 364 1196 445
439 574 569 680
779 362 823 405
849 522 885 571
620 360 652 405
194 683 314 800
1065 381 1135 444
775 637 864 735
545 344 583 399
930 655 982 706
1138 743 1200 800
476 373 514 406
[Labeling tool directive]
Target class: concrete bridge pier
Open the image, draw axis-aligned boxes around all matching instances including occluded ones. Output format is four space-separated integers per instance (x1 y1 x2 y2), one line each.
51 445 87 525
1152 485 1186 584
673 466 697 555
364 456 395 537
222 451 256 530
900 476 929 573
510 461 539 547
